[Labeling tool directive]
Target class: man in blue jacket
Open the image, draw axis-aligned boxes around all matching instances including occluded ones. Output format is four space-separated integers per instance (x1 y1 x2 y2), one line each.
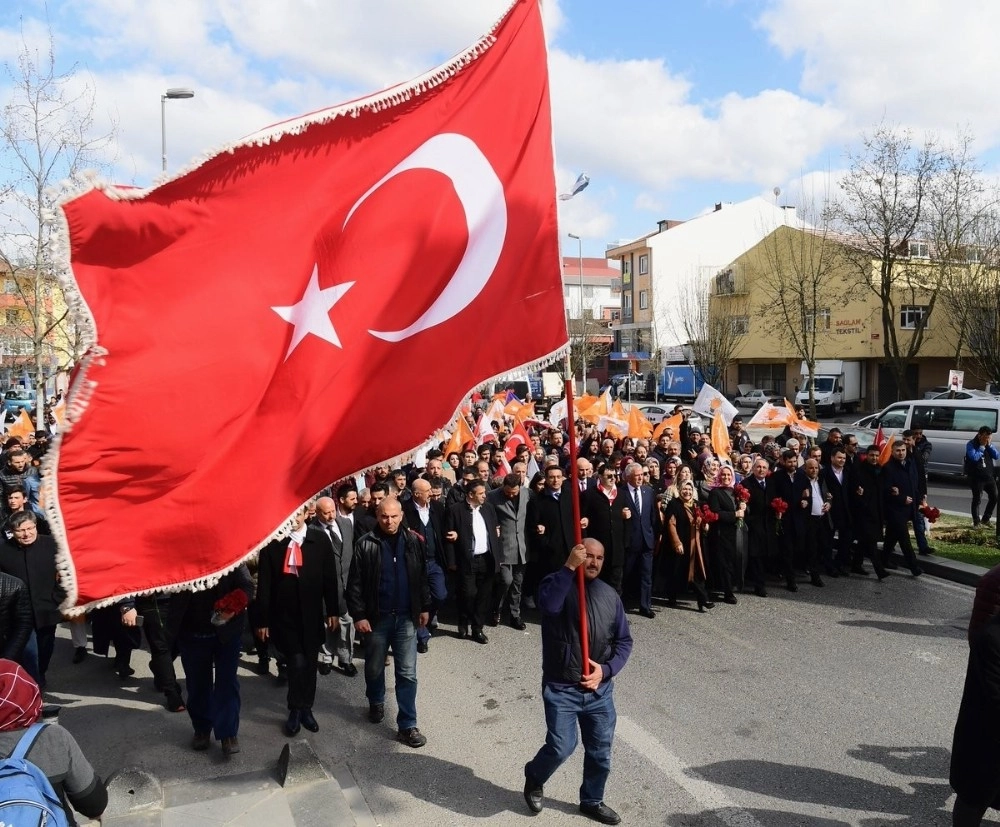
523 538 633 825
966 426 999 531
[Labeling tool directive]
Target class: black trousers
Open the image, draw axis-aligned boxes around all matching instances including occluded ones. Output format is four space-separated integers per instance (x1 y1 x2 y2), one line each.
773 522 797 584
883 515 918 568
799 517 826 576
137 597 181 696
970 476 998 525
831 524 854 569
460 554 495 632
285 644 320 711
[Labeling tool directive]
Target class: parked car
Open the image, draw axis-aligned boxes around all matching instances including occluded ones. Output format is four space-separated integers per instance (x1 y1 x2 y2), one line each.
735 389 781 408
931 389 1000 400
2 389 35 417
633 403 670 425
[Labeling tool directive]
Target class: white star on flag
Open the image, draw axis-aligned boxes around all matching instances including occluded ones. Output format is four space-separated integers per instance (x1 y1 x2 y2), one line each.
271 265 355 359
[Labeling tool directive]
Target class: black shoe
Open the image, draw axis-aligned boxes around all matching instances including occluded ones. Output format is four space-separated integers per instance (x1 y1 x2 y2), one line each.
638 608 656 619
222 736 240 756
368 703 385 724
488 613 500 627
254 659 270 676
697 599 714 612
340 661 358 677
472 631 489 645
165 691 186 713
417 640 429 654
510 618 527 631
72 647 87 665
580 802 621 825
919 546 935 555
317 660 333 676
191 732 211 751
398 727 427 748
810 575 825 587
116 664 135 680
875 566 889 580
284 710 301 736
785 581 798 593
523 773 544 814
300 709 319 733
850 566 870 576
753 585 767 598
723 592 738 605
275 666 288 686
457 626 468 639
910 565 923 577
836 566 851 577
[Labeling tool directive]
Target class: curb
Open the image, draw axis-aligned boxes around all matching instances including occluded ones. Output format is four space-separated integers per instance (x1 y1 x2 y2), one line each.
889 549 987 587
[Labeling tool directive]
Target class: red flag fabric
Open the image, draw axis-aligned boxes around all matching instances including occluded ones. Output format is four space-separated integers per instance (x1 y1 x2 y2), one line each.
504 418 532 462
49 0 566 610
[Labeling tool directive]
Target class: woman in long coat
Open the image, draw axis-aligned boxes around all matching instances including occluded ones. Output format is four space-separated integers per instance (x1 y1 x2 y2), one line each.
664 481 712 611
951 611 1000 825
706 465 744 605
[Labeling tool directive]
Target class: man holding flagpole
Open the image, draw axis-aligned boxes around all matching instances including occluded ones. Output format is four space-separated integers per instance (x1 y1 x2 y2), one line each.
523 538 632 825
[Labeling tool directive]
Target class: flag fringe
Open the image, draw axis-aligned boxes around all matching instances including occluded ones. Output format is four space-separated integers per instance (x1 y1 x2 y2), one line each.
54 339 567 615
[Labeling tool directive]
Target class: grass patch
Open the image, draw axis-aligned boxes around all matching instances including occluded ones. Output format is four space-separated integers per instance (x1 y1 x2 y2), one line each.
925 518 1000 568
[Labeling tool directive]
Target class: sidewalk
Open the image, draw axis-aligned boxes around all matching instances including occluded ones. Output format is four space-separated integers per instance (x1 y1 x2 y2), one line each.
38 630 379 827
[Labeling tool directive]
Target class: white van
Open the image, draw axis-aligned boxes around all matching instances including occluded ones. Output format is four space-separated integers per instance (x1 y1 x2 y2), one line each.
869 398 1000 475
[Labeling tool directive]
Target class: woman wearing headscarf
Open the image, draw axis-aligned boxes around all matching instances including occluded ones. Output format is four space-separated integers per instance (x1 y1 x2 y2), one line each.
0 659 107 824
663 481 713 612
706 465 744 605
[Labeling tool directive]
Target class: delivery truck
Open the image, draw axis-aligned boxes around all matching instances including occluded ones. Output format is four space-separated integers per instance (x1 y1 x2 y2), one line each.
795 359 864 414
656 364 704 403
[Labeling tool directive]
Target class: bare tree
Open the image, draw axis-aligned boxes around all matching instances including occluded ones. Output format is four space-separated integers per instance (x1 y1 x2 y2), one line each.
827 124 942 400
747 221 849 419
0 26 114 421
672 272 747 392
568 316 611 393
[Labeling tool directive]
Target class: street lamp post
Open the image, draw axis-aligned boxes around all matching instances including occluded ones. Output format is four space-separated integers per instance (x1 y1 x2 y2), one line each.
567 233 585 394
160 87 195 172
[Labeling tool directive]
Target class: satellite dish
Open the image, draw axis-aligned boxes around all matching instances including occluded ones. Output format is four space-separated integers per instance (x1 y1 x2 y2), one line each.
773 186 781 198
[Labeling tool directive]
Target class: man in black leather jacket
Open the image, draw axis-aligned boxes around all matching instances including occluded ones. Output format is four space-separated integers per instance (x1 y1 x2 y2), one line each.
0 570 32 663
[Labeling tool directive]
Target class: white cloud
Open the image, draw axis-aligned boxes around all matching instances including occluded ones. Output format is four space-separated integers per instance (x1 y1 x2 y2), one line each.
758 0 1000 143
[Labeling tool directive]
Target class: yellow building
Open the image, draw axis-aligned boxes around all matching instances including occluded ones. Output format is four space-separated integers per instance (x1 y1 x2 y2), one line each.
713 225 983 408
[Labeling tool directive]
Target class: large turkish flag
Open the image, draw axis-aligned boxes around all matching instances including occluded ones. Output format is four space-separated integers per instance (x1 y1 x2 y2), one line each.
51 0 566 609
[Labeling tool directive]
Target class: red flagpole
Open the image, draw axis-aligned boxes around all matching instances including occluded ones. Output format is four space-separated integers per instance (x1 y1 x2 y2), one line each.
563 359 590 678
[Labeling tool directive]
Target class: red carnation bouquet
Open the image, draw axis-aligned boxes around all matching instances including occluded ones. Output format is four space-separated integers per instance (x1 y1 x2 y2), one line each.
734 484 751 503
919 504 941 523
699 504 719 527
211 588 249 626
770 497 789 534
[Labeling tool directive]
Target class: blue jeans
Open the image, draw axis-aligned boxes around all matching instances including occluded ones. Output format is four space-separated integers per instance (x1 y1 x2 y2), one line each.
416 561 447 646
179 632 242 740
22 625 56 688
525 682 617 807
365 614 418 731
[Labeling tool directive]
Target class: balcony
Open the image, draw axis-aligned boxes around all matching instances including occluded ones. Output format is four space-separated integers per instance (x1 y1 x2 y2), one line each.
708 266 748 296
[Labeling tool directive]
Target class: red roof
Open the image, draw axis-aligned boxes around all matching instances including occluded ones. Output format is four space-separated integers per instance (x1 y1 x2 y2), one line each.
560 257 619 280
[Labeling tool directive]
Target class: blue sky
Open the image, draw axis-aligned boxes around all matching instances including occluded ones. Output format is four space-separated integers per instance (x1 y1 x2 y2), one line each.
2 0 999 258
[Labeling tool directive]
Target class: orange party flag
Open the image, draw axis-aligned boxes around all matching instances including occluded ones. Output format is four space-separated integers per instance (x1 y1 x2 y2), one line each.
652 412 683 442
627 405 653 439
443 415 475 457
878 433 896 465
710 410 732 459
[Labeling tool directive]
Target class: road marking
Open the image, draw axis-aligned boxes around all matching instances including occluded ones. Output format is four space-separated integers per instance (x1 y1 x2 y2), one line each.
616 715 765 827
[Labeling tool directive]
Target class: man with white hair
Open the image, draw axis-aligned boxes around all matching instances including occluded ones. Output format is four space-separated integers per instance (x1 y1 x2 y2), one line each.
621 463 658 619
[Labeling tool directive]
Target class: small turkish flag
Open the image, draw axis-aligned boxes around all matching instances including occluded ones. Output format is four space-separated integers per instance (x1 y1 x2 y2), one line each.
51 0 566 609
504 418 533 463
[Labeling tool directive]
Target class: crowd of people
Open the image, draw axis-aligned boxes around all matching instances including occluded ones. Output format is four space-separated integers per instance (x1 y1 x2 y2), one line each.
0 397 994 824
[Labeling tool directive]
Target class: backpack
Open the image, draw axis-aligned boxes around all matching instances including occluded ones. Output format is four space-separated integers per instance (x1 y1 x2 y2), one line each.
0 722 71 826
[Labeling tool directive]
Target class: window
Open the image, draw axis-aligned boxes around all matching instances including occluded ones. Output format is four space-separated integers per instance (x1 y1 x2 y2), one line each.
622 259 631 276
805 308 831 332
5 309 19 325
731 316 749 335
623 293 632 313
610 309 621 321
879 406 908 430
714 268 735 295
3 280 15 295
639 290 648 309
899 305 929 330
967 247 983 263
638 254 649 275
909 241 929 258
912 405 998 433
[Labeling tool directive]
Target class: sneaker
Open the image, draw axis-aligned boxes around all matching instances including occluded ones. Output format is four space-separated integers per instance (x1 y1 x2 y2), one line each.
397 727 426 748
221 736 240 755
191 732 211 751
368 703 385 724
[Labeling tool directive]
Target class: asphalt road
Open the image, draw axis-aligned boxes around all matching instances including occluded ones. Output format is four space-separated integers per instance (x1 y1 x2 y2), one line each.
43 565 992 826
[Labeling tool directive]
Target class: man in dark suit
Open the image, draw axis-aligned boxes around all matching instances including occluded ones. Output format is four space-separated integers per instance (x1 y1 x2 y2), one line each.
403 479 448 653
574 457 597 494
581 465 628 595
527 465 577 584
487 473 530 629
823 446 855 577
765 449 801 591
743 457 771 598
444 480 501 644
621 462 658 618
256 504 340 736
312 496 357 676
791 458 829 587
880 441 923 577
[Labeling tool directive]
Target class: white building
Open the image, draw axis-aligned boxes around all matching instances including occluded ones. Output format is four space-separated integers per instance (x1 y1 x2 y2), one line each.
607 196 807 356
